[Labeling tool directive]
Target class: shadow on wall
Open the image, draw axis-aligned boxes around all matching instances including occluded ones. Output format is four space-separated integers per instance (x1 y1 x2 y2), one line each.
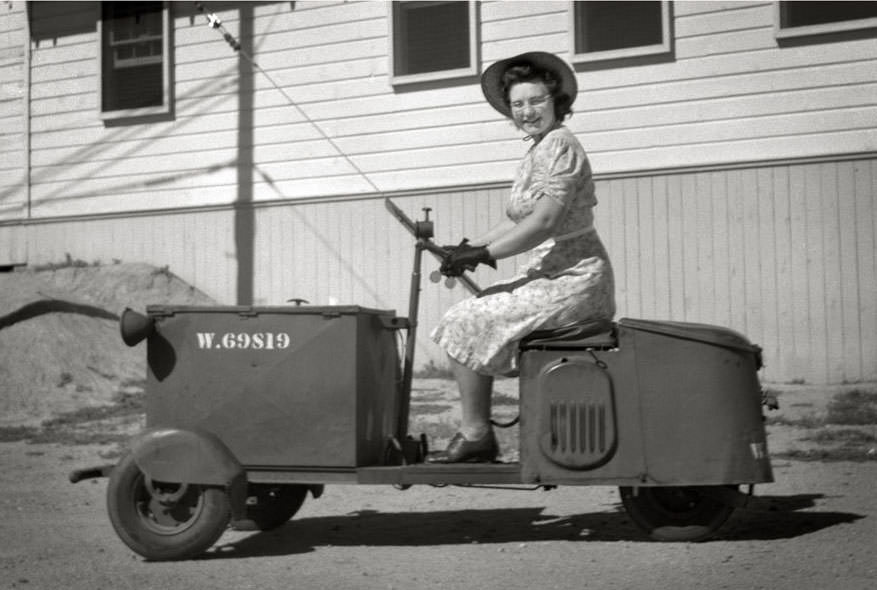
21 1 298 306
236 2 255 305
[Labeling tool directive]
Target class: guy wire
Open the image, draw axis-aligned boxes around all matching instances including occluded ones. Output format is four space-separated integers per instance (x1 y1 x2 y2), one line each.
194 1 385 196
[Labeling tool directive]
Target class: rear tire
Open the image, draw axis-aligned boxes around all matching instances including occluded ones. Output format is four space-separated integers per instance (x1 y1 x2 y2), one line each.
619 485 735 541
230 484 308 531
106 453 231 561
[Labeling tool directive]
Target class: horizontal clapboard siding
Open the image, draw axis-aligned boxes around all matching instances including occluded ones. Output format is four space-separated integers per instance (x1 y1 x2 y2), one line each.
0 0 26 230
14 0 877 219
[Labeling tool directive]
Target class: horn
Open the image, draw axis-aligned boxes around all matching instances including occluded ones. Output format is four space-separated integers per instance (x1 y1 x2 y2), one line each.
120 308 155 346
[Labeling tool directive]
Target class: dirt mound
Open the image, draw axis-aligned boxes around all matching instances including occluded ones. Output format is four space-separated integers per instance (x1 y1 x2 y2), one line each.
0 264 215 426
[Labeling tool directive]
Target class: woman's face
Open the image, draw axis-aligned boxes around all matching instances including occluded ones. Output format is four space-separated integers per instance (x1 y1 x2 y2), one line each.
508 81 556 139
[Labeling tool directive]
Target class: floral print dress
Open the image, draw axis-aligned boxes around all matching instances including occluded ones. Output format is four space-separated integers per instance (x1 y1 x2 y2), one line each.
430 126 615 376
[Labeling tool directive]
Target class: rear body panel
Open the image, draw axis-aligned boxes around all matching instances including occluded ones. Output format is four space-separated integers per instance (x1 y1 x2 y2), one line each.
519 318 773 486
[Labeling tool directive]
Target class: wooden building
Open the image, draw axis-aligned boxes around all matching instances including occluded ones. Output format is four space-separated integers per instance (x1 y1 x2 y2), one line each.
1 1 875 384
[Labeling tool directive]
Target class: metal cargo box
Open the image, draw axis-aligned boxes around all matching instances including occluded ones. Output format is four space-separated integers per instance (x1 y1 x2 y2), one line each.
143 305 401 469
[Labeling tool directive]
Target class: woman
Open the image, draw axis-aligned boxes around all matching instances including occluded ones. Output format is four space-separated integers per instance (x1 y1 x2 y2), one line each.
429 51 616 463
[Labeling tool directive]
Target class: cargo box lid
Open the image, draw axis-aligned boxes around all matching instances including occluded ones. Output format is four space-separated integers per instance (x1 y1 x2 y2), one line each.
618 318 756 353
145 304 396 317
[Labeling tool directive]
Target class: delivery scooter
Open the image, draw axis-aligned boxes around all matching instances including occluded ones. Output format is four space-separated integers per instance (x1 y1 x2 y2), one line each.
70 200 774 560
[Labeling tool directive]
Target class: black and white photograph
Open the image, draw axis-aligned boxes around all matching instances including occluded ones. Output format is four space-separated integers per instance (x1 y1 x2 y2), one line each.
0 1 875 588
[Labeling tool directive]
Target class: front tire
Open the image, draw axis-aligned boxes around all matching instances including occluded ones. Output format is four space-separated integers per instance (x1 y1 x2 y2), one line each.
619 486 735 541
106 453 231 561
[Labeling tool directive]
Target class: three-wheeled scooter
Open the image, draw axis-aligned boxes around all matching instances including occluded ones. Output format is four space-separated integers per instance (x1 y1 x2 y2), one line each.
70 200 775 560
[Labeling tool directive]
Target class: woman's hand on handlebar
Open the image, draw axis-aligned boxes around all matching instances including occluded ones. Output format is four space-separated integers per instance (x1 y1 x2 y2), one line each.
440 239 497 277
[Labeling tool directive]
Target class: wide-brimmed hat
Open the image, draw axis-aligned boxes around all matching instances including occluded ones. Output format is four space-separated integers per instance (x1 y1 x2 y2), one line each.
481 51 578 118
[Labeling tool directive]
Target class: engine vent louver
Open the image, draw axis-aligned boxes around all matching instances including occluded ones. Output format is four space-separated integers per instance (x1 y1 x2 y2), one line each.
548 400 608 455
536 358 617 470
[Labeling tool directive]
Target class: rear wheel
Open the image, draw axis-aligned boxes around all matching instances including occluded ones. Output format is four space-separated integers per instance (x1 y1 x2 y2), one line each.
106 453 231 561
230 484 309 531
619 485 735 541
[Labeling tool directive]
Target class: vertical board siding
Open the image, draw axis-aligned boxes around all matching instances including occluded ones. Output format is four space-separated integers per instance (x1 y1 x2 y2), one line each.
23 211 238 306
594 158 877 385
6 155 876 383
861 162 876 381
0 223 25 264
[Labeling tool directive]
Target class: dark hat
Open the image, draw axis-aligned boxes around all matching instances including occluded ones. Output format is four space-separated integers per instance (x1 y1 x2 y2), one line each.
480 51 578 118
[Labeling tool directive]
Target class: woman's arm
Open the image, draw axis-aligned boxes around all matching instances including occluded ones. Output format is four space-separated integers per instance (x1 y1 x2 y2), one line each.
485 196 565 259
469 219 516 247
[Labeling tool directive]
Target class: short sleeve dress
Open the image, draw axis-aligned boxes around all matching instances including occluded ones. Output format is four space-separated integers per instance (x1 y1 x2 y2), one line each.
430 125 615 376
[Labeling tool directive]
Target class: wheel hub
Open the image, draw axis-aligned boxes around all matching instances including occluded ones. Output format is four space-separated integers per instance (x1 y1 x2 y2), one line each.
136 476 205 534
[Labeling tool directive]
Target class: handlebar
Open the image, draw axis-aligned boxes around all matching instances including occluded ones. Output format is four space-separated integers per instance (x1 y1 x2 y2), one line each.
385 198 482 295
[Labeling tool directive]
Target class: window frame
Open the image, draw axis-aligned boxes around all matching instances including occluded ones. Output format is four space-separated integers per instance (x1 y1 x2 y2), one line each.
97 1 173 121
569 0 672 65
389 0 479 86
774 1 877 41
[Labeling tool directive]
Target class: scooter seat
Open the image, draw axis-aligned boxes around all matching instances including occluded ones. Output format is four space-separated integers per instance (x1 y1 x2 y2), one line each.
519 318 617 350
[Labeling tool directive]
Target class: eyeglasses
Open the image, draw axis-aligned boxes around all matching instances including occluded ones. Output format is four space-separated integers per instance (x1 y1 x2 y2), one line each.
510 95 552 112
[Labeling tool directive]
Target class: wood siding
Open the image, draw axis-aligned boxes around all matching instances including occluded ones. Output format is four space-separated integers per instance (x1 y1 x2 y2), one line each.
6 1 876 219
598 158 877 385
16 156 877 385
0 0 27 238
2 1 876 384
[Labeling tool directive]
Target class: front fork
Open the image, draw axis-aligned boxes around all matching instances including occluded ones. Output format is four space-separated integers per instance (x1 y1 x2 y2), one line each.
396 239 427 441
396 209 435 442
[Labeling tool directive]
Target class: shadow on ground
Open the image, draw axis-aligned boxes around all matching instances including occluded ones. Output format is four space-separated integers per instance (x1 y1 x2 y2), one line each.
203 494 863 559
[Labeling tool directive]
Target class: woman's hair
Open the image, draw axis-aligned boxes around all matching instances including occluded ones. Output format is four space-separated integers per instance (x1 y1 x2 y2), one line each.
501 63 574 121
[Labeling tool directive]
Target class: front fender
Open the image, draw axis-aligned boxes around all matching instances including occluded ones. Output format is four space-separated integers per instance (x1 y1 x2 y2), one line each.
130 427 242 486
128 428 247 519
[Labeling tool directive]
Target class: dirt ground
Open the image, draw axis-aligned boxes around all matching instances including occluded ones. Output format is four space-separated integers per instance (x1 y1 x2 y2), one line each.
1 421 876 590
1 264 875 589
0 377 875 590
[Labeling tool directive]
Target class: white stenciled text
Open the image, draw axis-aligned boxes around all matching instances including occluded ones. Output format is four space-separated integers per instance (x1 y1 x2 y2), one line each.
196 332 291 350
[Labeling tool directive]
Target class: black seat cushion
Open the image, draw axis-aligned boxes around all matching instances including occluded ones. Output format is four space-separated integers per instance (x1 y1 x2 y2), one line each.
519 318 617 350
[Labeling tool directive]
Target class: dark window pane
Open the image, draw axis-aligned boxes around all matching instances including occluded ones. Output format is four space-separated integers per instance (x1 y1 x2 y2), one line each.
574 1 663 54
394 1 470 76
101 1 164 111
104 65 164 111
781 1 877 28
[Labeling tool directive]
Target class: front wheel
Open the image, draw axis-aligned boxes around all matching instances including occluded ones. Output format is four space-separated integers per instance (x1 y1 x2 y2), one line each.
106 453 231 561
619 485 735 541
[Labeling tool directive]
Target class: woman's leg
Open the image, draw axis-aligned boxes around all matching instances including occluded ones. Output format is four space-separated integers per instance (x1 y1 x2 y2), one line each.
449 354 494 440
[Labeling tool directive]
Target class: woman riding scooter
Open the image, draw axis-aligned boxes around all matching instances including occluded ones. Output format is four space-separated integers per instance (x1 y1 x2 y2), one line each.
431 51 616 463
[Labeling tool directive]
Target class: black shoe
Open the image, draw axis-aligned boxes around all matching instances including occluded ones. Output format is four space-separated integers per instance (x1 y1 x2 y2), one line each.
428 431 499 463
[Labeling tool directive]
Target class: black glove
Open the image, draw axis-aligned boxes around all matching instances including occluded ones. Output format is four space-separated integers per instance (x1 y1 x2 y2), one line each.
439 238 469 276
440 239 496 277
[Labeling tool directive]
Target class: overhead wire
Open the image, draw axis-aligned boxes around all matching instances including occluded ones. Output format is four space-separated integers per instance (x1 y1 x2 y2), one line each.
193 1 384 195
192 1 480 295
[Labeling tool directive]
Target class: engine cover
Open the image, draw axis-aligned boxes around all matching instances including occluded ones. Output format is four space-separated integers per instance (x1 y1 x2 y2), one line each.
535 357 617 470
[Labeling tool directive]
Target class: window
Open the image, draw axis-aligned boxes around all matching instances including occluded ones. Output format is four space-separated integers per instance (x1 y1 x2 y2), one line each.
390 1 478 85
570 1 671 64
775 1 877 39
99 1 172 120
